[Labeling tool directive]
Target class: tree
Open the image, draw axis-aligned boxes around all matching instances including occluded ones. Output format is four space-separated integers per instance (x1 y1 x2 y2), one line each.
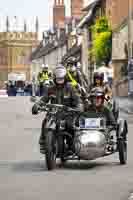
90 17 112 66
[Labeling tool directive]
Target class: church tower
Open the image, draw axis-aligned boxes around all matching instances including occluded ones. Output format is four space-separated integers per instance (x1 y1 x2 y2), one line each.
53 0 65 29
71 0 84 19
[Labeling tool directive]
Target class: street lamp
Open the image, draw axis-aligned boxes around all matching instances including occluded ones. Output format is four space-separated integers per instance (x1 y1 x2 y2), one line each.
128 0 132 60
128 0 133 98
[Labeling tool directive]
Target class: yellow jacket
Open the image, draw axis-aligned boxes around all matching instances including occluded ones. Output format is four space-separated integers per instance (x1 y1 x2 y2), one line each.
38 71 49 82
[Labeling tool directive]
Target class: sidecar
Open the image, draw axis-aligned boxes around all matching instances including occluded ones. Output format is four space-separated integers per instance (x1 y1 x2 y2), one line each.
45 115 128 170
71 113 128 163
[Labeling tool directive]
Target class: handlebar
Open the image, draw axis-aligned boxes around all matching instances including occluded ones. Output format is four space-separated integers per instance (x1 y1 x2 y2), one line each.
39 103 80 113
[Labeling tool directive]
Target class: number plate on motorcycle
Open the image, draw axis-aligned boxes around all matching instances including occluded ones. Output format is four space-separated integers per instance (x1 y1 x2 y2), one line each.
79 118 101 129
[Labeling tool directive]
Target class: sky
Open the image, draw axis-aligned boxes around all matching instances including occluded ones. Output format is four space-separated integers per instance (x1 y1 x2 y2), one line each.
0 0 88 39
0 0 71 33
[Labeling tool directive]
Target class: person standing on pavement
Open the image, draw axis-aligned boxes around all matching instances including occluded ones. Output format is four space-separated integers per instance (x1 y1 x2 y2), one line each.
66 57 88 97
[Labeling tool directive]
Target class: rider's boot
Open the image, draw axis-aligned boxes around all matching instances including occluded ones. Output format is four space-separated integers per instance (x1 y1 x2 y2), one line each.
39 135 46 154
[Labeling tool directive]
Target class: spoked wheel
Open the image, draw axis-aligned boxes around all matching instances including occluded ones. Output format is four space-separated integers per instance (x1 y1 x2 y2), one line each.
112 100 119 121
45 131 57 170
58 136 67 165
118 139 127 165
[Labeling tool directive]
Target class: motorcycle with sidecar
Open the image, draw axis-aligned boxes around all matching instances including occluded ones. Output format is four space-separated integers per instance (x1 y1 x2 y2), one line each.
36 103 128 170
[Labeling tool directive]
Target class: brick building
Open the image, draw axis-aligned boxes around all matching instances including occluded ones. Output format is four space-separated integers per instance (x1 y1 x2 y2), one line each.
106 0 133 29
105 0 133 96
71 0 84 19
53 0 65 29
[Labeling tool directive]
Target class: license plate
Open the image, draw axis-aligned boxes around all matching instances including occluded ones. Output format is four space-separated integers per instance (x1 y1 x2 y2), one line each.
79 118 101 129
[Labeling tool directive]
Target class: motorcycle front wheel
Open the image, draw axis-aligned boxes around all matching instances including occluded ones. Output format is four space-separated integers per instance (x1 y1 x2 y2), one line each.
45 131 57 170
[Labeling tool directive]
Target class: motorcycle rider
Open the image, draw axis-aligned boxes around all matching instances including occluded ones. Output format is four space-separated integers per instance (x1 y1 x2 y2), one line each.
48 70 54 86
37 64 49 96
91 71 112 99
77 62 89 91
91 71 119 121
66 57 88 99
85 87 116 127
32 64 81 154
66 57 82 88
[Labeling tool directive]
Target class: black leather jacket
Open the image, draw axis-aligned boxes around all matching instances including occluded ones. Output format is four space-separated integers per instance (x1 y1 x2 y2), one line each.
38 82 81 109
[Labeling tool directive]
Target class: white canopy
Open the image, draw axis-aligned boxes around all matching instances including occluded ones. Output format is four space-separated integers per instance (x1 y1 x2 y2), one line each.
8 73 26 81
94 66 113 83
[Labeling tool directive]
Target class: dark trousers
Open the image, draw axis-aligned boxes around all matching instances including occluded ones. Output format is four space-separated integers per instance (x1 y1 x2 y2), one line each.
39 114 74 147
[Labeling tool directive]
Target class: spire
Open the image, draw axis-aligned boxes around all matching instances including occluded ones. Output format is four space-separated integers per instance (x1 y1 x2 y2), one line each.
35 16 39 32
6 16 9 32
54 0 64 5
13 16 17 32
24 19 27 32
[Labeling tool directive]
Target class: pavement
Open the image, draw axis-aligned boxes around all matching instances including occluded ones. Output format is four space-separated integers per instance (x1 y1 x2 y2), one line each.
0 97 132 200
116 97 133 115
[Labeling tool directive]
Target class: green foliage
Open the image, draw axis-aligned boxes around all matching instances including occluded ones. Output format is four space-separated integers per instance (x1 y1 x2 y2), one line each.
92 17 111 34
90 17 112 66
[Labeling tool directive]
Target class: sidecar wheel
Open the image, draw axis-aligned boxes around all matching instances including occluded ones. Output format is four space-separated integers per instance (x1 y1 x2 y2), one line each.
118 140 127 165
45 131 57 170
60 157 66 164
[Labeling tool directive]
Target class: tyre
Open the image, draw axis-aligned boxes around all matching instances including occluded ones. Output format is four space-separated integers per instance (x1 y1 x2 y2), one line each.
113 99 119 121
45 131 57 170
114 110 119 121
118 140 127 165
58 136 66 164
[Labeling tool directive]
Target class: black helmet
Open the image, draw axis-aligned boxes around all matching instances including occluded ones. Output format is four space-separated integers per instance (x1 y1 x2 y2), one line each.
93 72 104 86
67 57 77 65
90 87 105 106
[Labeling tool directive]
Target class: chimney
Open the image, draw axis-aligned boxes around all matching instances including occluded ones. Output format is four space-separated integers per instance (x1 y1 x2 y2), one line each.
71 0 84 19
53 0 65 29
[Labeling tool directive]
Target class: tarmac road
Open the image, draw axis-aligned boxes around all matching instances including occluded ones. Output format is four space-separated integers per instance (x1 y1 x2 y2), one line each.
0 97 132 200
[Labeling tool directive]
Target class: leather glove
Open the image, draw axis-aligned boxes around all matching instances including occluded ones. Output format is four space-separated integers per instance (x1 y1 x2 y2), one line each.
32 104 40 115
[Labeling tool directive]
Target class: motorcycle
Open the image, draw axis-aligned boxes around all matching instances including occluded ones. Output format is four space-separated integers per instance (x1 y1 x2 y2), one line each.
38 104 128 170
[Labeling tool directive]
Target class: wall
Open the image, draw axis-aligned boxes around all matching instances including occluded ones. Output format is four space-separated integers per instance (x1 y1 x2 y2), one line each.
112 61 128 97
106 0 133 29
0 31 39 88
112 24 128 61
43 44 67 70
71 0 84 19
53 5 65 28
113 78 128 97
